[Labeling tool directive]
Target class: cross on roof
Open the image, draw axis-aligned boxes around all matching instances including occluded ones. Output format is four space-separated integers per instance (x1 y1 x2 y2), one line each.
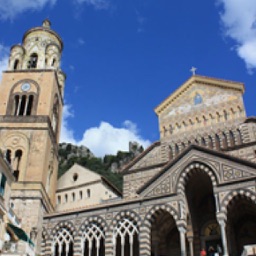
190 66 197 75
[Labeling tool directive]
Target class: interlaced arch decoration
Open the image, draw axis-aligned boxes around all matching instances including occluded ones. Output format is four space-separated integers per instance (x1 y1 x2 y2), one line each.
52 222 75 256
82 223 104 256
79 216 107 256
112 211 140 256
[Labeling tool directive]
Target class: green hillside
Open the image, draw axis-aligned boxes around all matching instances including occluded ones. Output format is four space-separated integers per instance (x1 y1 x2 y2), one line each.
58 142 144 191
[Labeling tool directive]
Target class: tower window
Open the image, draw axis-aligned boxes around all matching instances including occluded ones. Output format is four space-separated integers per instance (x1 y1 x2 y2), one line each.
0 174 7 197
27 95 34 115
27 53 38 69
19 95 26 115
13 59 19 70
52 58 56 67
5 149 11 164
13 94 34 116
52 95 59 133
13 150 22 181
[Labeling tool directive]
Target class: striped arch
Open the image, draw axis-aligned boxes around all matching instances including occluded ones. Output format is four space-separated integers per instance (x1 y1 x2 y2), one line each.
51 221 76 237
79 216 107 256
143 204 181 256
220 189 256 213
144 204 179 227
175 161 218 195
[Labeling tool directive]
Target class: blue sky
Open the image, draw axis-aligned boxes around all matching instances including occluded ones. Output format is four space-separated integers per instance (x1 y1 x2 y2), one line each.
0 0 255 157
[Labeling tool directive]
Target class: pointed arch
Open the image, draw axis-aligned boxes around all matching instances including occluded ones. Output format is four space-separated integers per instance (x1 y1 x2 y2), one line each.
52 222 76 256
112 210 141 256
79 216 107 256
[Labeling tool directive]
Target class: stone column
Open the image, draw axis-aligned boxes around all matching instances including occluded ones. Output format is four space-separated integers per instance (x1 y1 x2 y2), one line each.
105 230 114 256
43 238 52 256
187 235 194 256
177 220 187 256
217 213 229 256
139 220 151 256
73 235 82 256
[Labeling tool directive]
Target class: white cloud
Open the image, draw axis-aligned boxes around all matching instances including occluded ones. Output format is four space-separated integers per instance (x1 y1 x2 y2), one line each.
60 104 151 157
0 44 9 82
0 0 57 20
74 0 110 10
217 0 256 72
60 104 76 144
79 121 151 157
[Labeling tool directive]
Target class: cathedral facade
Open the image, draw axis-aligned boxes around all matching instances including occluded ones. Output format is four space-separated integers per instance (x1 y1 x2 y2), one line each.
0 21 256 256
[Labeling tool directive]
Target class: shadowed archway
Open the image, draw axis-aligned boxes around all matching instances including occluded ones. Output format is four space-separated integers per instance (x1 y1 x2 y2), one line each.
226 195 256 256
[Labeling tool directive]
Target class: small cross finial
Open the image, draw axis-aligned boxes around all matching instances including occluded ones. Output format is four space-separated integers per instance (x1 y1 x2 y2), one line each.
190 66 197 75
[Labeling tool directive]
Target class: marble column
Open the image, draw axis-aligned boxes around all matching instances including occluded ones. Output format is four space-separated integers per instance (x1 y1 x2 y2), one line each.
177 220 187 256
187 236 194 256
217 213 229 256
73 235 82 256
105 230 114 256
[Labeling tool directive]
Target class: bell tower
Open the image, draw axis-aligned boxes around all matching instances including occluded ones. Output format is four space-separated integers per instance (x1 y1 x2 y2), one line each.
0 20 66 252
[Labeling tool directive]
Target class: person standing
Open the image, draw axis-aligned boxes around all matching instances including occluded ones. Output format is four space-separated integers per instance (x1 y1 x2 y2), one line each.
208 246 215 256
200 248 207 256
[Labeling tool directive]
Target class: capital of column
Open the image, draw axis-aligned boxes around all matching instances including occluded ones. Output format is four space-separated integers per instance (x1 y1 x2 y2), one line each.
216 212 227 226
176 220 187 233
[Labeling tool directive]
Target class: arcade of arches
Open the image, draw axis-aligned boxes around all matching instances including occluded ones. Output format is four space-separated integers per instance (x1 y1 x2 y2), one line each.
43 159 256 256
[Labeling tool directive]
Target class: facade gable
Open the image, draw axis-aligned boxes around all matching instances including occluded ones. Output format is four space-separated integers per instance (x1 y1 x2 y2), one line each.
57 164 101 190
155 75 245 141
139 147 256 198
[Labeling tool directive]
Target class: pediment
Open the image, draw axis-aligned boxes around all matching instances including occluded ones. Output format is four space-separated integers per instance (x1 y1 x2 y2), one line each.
122 142 164 172
139 146 256 199
155 75 244 118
